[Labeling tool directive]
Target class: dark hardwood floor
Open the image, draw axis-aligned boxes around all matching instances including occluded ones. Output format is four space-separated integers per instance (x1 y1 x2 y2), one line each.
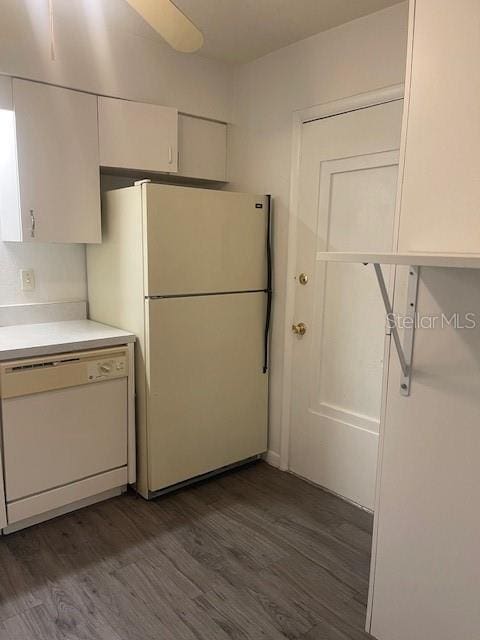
0 462 374 639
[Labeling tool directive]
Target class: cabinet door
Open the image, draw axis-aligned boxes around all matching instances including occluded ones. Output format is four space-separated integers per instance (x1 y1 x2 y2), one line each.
397 0 480 254
98 97 178 173
178 115 227 181
13 79 101 243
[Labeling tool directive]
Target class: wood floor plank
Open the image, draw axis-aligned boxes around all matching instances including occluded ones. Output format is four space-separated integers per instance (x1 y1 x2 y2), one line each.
186 478 370 596
206 561 315 639
195 582 288 640
301 619 365 640
1 604 64 640
0 462 373 640
173 490 288 568
231 464 372 532
268 554 367 629
76 566 182 640
215 468 372 552
0 542 41 622
4 528 122 640
113 497 224 594
256 561 371 640
112 560 232 640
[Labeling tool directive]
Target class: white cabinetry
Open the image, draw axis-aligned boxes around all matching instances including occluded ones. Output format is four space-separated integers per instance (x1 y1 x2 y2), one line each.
397 0 480 254
0 78 101 243
367 2 480 639
177 115 227 182
98 96 178 173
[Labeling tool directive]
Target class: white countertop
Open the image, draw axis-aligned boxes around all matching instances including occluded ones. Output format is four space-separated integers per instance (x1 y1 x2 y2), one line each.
0 320 135 361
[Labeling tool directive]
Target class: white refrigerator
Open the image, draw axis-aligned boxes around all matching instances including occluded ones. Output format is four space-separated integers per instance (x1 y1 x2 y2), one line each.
87 183 271 498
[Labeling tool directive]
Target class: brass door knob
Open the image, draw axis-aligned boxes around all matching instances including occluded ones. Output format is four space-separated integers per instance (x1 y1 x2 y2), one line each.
292 322 307 336
299 272 309 285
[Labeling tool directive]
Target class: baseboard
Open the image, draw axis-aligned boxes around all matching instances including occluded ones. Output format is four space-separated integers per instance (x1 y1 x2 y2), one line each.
263 449 281 468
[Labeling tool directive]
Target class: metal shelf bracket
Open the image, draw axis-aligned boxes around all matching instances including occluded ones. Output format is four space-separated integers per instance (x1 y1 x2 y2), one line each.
372 264 419 396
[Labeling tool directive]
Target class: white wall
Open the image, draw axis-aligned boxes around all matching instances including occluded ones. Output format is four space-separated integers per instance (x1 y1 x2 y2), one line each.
227 3 409 460
0 0 232 309
0 243 86 306
0 0 231 121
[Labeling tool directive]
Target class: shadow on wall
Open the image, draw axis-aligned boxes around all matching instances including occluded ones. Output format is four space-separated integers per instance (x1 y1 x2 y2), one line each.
406 267 480 397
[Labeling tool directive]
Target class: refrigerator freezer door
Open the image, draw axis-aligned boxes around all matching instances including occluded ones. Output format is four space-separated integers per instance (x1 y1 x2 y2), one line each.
145 292 268 493
143 184 268 295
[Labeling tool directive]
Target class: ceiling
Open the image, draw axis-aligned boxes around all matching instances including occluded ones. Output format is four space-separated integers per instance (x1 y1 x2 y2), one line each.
171 0 405 63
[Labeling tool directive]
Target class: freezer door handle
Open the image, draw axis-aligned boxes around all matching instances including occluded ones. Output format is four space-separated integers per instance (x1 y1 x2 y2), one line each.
263 195 273 374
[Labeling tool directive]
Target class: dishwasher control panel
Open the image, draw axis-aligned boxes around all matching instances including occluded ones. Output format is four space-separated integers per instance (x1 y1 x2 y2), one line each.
0 347 130 399
87 356 127 381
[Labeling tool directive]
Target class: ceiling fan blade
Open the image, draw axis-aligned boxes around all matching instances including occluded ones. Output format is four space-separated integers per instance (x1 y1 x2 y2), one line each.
125 0 204 53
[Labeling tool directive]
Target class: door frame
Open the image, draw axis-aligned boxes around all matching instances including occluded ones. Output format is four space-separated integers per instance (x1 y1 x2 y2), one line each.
279 83 405 472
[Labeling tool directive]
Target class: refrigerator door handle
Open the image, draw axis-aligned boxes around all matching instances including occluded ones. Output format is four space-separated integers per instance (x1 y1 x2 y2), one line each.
263 195 273 374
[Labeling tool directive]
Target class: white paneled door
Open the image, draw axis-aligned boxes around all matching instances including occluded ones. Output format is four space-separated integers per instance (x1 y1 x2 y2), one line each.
290 100 403 509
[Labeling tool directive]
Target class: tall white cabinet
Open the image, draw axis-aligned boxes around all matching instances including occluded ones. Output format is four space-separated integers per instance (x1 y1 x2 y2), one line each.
0 78 101 243
367 2 480 639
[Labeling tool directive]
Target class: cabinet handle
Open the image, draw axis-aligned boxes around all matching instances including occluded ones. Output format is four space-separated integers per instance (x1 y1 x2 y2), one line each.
30 209 36 239
168 145 173 165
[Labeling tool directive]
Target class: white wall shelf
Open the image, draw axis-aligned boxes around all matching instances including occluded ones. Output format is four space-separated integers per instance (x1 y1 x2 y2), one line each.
316 250 480 397
316 252 480 269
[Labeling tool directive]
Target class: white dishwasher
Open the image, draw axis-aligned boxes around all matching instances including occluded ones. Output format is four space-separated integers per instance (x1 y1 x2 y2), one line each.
0 346 132 533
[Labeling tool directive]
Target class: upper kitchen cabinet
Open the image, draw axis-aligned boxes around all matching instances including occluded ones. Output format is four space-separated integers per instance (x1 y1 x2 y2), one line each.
397 0 480 254
0 78 101 243
177 115 227 182
98 97 178 174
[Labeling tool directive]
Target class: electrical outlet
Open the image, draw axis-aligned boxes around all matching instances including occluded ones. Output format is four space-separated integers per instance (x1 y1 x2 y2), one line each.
20 269 35 291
